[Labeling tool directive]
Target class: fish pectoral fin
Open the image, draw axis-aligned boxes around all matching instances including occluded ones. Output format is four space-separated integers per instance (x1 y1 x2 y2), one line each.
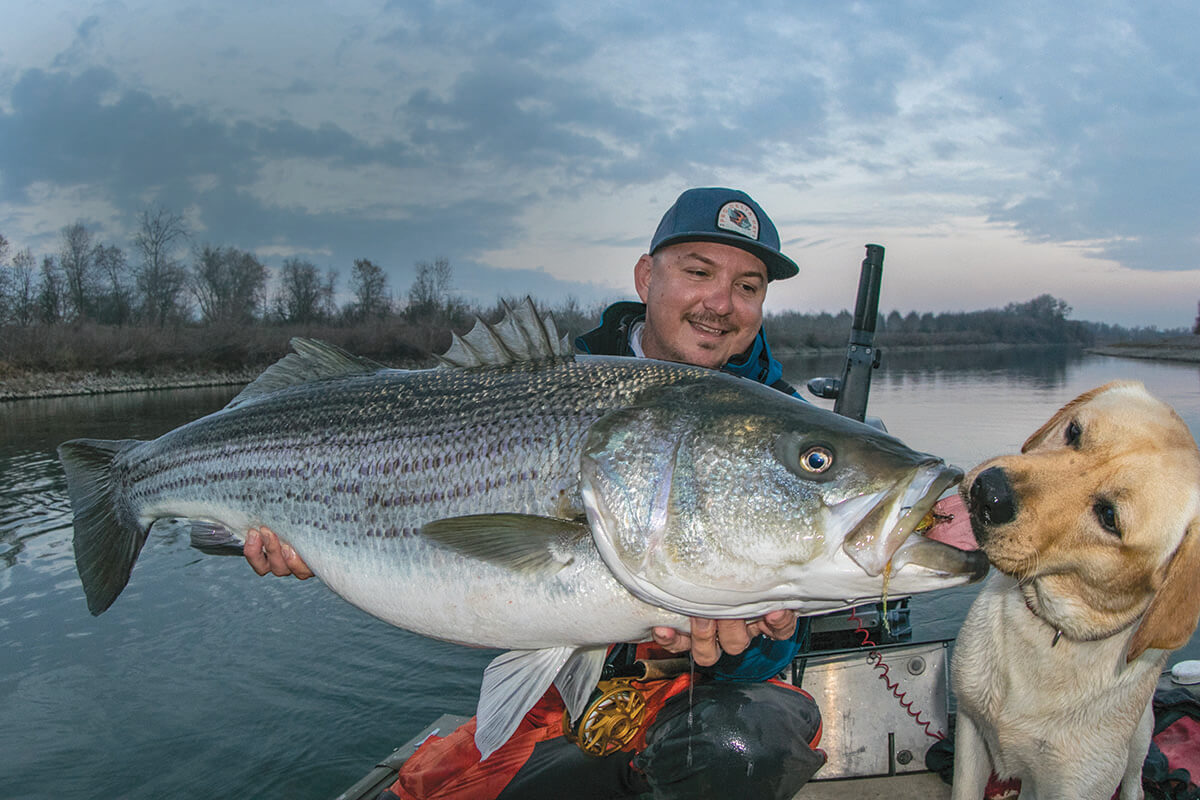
420 514 589 573
188 521 245 556
554 646 608 725
476 646 574 760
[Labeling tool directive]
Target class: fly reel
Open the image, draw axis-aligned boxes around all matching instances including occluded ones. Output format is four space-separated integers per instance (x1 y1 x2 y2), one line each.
563 677 648 756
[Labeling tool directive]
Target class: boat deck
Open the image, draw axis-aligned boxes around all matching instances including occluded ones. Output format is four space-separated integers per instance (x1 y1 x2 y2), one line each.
335 670 1199 800
333 713 952 800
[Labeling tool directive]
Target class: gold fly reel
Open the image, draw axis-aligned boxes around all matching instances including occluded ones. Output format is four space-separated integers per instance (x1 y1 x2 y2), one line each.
563 677 648 756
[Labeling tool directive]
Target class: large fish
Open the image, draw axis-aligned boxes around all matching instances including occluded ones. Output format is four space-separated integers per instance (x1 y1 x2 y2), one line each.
58 299 985 757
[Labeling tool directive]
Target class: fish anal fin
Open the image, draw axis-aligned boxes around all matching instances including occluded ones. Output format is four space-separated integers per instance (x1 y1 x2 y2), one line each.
420 514 588 573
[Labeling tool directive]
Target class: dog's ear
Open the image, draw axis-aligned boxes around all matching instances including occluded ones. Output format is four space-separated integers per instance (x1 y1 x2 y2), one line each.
1128 518 1200 663
1021 382 1138 453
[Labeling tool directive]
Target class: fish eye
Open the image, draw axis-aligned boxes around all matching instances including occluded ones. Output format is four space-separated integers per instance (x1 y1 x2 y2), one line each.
1065 420 1082 447
1094 501 1120 538
799 446 833 473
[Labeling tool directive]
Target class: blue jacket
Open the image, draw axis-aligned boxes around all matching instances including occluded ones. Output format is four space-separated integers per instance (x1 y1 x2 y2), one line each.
575 302 810 681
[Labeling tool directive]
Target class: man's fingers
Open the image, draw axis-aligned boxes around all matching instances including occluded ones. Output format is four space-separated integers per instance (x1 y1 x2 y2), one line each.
652 626 691 653
244 526 313 579
762 609 799 640
262 530 291 576
244 529 271 576
283 545 314 580
689 618 721 667
715 619 751 656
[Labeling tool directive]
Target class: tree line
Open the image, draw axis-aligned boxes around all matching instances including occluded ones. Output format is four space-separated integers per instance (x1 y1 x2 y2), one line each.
0 211 1188 375
764 294 1142 350
0 209 419 328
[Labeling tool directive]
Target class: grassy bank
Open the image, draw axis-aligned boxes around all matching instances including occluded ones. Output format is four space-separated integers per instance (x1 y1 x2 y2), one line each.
0 319 440 400
1086 336 1200 364
3 308 1194 401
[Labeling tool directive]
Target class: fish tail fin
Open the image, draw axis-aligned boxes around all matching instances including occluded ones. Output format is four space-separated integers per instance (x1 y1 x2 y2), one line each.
57 438 148 616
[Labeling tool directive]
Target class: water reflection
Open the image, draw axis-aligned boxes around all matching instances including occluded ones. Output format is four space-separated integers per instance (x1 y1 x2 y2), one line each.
781 344 1082 393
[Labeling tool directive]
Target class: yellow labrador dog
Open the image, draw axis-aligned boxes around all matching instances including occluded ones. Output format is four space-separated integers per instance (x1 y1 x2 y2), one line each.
951 381 1200 800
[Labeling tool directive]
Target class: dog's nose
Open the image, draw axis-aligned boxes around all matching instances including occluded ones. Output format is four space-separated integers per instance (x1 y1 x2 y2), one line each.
969 467 1016 525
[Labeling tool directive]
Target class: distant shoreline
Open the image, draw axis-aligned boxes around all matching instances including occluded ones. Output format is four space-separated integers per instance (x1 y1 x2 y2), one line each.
1085 339 1200 364
3 339 1196 402
0 369 259 402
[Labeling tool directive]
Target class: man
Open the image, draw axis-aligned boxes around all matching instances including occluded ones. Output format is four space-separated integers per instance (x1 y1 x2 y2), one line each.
245 188 826 798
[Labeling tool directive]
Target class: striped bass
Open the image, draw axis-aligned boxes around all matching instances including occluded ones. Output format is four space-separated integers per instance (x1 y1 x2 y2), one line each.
58 299 986 757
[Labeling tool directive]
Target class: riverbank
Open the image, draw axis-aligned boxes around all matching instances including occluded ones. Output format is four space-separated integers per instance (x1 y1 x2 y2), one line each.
1086 336 1200 364
0 368 260 401
4 339 1196 402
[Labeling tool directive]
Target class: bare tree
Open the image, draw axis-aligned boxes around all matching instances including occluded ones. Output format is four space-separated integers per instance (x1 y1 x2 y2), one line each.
322 268 338 320
192 245 268 324
9 248 37 327
38 256 66 325
59 221 97 321
407 257 454 320
0 233 10 323
348 257 390 321
133 207 189 326
274 258 332 324
94 244 132 326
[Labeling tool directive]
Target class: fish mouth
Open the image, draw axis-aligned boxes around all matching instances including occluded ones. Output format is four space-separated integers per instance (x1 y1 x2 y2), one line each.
840 463 987 582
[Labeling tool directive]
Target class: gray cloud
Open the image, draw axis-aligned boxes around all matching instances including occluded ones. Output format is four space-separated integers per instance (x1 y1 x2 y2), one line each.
948 5 1200 270
2 0 1197 330
0 65 607 303
0 68 249 208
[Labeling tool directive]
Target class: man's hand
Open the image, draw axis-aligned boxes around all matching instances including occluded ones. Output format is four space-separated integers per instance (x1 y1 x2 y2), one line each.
244 527 314 579
651 610 799 667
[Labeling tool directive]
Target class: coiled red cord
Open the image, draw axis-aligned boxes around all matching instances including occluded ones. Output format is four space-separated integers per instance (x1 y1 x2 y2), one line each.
847 606 945 741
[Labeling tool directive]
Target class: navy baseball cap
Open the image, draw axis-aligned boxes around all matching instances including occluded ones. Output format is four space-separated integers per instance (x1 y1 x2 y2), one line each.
649 187 799 281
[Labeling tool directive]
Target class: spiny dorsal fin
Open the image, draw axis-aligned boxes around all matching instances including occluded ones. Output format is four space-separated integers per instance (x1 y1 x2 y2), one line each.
225 338 388 409
437 297 572 368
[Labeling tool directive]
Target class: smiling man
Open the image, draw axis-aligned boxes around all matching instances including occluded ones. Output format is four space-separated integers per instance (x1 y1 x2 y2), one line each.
635 241 767 368
248 188 825 799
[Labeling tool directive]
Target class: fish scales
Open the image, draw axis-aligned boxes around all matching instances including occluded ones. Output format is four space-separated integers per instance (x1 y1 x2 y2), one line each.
99 356 703 647
131 356 695 528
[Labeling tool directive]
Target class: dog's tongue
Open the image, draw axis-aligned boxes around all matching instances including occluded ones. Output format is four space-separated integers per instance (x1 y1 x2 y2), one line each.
922 494 978 551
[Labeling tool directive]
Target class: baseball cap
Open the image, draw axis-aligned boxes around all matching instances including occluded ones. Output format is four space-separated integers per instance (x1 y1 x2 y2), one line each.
649 187 799 281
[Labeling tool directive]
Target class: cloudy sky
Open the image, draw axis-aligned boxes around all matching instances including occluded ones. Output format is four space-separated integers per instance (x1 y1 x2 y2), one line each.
1 1 1197 328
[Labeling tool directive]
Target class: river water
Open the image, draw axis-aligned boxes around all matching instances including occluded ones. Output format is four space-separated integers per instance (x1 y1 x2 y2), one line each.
1 348 1198 799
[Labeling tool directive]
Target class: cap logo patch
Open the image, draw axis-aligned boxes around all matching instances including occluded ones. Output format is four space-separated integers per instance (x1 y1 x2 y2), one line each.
716 201 759 240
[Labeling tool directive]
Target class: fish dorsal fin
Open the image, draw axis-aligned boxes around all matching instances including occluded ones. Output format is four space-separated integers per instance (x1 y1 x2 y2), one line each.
224 338 388 409
436 296 572 368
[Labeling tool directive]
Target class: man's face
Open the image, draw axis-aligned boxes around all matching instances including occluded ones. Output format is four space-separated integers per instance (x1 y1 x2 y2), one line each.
634 241 768 370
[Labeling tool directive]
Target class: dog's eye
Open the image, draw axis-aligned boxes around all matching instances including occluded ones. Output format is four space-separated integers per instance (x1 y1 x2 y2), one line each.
1065 420 1082 447
1094 501 1120 537
799 446 833 473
